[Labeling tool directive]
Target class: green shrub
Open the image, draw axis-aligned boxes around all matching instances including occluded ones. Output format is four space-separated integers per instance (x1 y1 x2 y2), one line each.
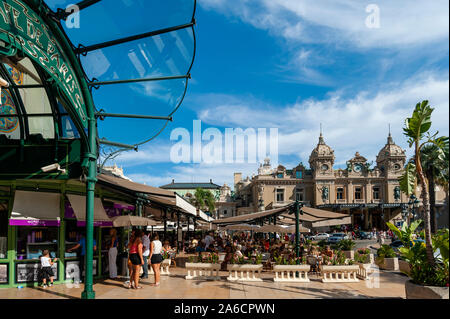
354 249 371 264
338 239 356 251
318 239 328 247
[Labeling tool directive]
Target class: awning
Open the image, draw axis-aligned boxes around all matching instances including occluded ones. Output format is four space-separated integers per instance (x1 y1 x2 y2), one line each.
224 224 261 231
67 195 113 227
311 217 352 228
176 194 197 216
97 174 175 197
212 204 294 225
10 191 61 226
257 225 310 234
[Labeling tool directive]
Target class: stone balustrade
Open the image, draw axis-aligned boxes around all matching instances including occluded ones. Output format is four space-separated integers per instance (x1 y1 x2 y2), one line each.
320 265 360 283
273 265 310 282
185 263 221 280
355 262 372 280
227 264 263 282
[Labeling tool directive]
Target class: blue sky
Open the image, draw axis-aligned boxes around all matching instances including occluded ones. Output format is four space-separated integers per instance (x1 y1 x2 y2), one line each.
58 0 449 188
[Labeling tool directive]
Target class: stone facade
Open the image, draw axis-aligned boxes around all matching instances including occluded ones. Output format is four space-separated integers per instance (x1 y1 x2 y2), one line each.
232 133 448 230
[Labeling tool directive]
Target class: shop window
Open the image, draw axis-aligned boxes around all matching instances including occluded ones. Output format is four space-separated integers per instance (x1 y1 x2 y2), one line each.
0 203 8 259
276 189 284 202
355 187 362 200
336 188 344 200
16 227 59 260
373 187 380 200
295 188 304 201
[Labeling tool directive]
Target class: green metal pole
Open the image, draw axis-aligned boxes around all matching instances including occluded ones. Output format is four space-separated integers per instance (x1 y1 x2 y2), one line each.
82 121 97 299
26 1 97 298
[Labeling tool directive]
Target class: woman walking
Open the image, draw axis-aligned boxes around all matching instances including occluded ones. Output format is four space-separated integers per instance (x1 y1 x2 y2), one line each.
150 233 163 287
108 228 119 279
128 229 144 289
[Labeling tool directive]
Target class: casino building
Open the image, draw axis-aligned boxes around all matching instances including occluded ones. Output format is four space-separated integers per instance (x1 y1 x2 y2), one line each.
233 133 448 230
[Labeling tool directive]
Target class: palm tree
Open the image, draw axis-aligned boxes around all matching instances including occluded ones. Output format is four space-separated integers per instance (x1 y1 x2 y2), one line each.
192 188 216 216
399 100 449 266
421 144 450 233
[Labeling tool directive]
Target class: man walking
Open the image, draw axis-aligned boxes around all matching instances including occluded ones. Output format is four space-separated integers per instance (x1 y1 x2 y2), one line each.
141 231 150 279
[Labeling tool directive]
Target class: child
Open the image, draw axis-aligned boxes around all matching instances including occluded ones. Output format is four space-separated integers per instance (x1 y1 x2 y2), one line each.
39 250 57 288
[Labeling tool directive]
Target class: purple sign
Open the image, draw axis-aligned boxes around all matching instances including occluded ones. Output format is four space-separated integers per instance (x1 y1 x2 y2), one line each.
9 219 60 227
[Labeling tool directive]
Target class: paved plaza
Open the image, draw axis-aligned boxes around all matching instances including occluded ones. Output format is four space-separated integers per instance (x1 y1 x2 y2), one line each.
0 267 408 299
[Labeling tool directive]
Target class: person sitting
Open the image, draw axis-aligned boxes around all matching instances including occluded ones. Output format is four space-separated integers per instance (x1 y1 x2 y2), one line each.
323 245 334 258
162 240 172 253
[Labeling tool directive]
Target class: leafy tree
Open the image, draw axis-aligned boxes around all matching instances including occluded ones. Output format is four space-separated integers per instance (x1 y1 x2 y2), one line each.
192 188 216 215
421 144 449 232
400 100 449 266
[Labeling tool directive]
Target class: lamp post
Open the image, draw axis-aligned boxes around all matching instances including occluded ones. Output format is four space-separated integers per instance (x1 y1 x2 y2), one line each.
408 194 420 223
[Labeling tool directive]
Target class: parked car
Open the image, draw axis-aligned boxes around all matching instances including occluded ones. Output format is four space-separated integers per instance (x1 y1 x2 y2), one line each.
328 233 349 244
359 231 374 240
390 239 426 253
312 233 330 241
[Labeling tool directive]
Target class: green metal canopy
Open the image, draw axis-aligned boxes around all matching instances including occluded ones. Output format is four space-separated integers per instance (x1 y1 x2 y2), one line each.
0 0 197 299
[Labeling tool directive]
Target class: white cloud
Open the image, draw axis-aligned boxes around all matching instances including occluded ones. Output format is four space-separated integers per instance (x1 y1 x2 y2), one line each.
199 0 449 49
195 71 449 167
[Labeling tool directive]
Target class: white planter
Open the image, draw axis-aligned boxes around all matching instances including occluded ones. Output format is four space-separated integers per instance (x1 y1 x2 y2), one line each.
355 262 373 280
272 265 310 282
376 257 399 271
320 265 360 283
343 250 355 260
405 280 449 299
185 263 221 280
227 264 263 282
398 259 411 275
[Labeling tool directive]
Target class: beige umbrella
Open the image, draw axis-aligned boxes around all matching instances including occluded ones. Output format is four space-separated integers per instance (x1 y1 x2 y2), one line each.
284 225 310 233
111 215 157 227
224 224 261 231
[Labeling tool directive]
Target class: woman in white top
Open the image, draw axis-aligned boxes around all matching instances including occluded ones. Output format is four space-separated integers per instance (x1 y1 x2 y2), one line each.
149 233 163 286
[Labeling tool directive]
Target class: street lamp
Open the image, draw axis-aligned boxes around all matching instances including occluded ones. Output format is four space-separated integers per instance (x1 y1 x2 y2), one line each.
408 194 420 222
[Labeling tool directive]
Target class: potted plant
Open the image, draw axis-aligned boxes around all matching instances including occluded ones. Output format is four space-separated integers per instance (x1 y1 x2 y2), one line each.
391 224 449 299
376 245 398 270
338 239 356 259
398 101 449 298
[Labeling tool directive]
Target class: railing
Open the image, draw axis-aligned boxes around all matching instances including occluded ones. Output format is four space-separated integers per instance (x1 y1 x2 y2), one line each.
320 265 360 283
185 263 221 280
273 265 310 282
227 264 263 282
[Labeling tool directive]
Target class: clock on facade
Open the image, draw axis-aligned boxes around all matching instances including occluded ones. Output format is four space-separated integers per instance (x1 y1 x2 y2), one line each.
354 163 363 172
321 164 329 171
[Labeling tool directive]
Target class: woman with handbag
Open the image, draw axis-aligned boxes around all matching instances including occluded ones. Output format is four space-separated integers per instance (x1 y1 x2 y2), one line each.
149 233 163 287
